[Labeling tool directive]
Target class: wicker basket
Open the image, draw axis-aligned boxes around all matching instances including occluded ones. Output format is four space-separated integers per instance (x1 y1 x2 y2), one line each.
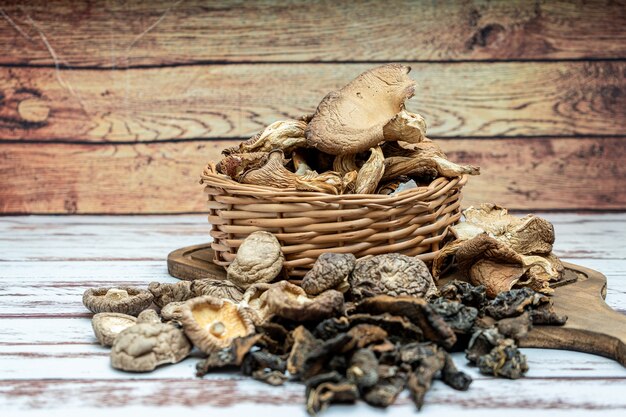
201 164 468 277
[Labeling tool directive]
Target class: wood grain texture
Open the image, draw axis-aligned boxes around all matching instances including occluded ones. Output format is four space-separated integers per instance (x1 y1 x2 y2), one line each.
1 137 625 213
0 62 624 141
0 0 625 67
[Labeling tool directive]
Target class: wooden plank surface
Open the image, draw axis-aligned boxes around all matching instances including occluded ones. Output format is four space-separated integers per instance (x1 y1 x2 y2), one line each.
0 62 624 142
0 214 624 415
0 0 625 67
1 137 625 213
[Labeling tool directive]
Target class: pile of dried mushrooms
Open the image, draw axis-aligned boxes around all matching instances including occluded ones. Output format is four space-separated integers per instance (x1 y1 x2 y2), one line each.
79 65 570 413
210 64 479 195
82 210 568 413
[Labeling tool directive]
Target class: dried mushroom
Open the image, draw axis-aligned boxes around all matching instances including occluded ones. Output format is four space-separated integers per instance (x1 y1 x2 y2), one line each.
305 372 359 415
148 281 192 308
191 279 244 303
216 151 270 181
305 64 420 155
462 204 555 255
301 253 356 295
160 301 186 322
355 296 457 349
111 321 191 372
223 120 307 155
137 309 161 324
227 231 284 289
180 296 256 353
91 312 136 347
485 287 567 325
466 327 528 379
239 150 344 194
354 147 385 194
263 281 345 322
382 140 479 180
196 334 263 376
241 282 273 325
454 234 560 298
83 286 153 316
349 253 437 301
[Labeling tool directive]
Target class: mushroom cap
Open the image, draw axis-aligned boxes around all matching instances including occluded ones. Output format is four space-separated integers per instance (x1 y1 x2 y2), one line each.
227 231 284 289
191 278 245 303
301 253 357 296
160 301 187 322
263 281 345 322
110 321 191 372
148 281 193 308
349 253 438 301
91 312 137 347
180 295 256 353
82 286 154 316
305 64 416 155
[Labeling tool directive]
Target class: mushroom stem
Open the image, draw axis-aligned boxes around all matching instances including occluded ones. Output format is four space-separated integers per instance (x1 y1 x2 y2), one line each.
209 321 226 337
355 147 385 194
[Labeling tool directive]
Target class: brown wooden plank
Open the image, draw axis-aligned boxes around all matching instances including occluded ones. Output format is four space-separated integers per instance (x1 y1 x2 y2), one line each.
0 138 624 213
0 0 625 66
0 62 624 142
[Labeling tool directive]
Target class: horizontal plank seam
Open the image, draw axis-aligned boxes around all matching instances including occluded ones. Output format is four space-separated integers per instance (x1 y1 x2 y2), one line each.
1 135 626 146
0 57 625 70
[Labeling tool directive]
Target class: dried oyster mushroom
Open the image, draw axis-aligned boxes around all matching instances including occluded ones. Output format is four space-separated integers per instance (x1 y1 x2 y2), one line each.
82 286 153 316
354 146 385 194
91 312 137 347
222 120 307 156
216 152 270 181
263 281 345 322
461 203 555 255
382 140 479 180
239 150 344 194
180 295 256 353
111 321 191 372
305 64 421 155
349 253 437 301
455 234 559 298
148 281 192 308
301 253 356 296
227 231 284 289
333 153 359 175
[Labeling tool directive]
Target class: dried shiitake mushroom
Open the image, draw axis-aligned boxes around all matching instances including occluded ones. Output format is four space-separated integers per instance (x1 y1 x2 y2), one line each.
306 64 422 155
241 282 274 325
82 286 153 316
263 281 345 322
149 281 192 308
227 231 284 289
192 279 245 303
91 312 136 347
111 320 191 372
180 295 256 353
349 253 437 301
160 301 186 322
301 253 356 295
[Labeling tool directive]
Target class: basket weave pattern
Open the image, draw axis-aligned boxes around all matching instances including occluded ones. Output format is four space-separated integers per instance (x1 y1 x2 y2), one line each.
202 165 468 277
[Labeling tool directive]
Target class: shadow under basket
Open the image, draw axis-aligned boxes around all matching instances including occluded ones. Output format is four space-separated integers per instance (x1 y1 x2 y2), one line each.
201 165 468 277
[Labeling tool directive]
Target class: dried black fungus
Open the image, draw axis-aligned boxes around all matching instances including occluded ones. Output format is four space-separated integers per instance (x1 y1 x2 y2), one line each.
440 280 488 311
362 365 406 407
485 288 567 325
430 297 478 334
347 349 379 390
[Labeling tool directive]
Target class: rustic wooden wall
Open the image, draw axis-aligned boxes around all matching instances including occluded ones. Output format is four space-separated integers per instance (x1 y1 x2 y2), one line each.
0 0 624 213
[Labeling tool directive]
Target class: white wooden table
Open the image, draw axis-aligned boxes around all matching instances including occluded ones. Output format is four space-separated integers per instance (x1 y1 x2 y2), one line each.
1 214 625 417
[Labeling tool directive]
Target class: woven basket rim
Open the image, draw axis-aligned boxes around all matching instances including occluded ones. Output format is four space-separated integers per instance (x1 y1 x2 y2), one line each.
201 163 468 202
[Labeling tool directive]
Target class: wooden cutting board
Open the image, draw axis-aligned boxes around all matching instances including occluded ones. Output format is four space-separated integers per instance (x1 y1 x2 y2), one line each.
168 244 626 366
